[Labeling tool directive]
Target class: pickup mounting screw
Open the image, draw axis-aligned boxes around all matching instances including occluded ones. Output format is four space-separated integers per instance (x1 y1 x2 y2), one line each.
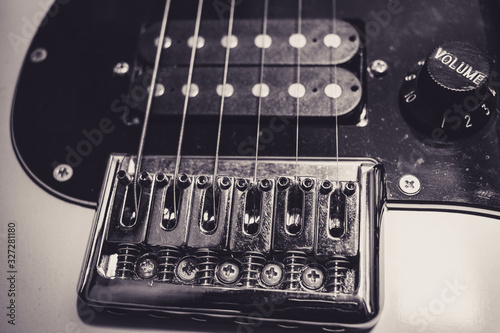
31 48 47 63
53 164 73 182
113 62 129 75
217 260 240 284
302 266 325 290
370 59 388 78
398 174 421 196
261 262 283 287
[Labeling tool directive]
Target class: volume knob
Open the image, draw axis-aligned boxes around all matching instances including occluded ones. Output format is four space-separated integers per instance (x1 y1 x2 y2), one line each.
401 41 496 141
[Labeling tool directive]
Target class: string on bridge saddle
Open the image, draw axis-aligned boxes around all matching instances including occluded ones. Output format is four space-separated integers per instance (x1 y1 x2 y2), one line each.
212 0 237 220
253 0 270 183
172 0 205 220
133 0 172 216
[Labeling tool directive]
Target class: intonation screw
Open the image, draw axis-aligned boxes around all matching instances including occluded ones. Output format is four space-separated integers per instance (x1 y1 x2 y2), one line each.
301 178 314 191
260 262 283 287
259 179 272 192
53 164 73 182
236 178 248 191
398 174 421 196
370 59 389 78
135 254 158 279
217 260 241 284
301 266 325 290
219 176 232 190
176 257 198 283
113 62 129 75
30 48 47 63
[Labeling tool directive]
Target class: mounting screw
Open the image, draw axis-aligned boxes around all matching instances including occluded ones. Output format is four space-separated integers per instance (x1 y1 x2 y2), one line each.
261 262 283 287
370 59 388 78
217 260 240 284
30 48 47 63
113 62 129 75
398 174 421 196
301 266 325 290
53 164 73 182
176 257 198 283
135 254 158 279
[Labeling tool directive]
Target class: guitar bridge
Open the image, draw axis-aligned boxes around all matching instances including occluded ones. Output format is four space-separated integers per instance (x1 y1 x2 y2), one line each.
79 154 384 331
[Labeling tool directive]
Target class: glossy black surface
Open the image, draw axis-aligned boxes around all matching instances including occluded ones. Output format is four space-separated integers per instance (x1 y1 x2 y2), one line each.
11 0 500 210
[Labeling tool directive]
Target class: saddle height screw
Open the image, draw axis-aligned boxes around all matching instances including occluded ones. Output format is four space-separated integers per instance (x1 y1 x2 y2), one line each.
398 174 421 196
217 260 241 284
260 262 283 287
236 178 248 191
53 164 73 182
113 61 129 75
219 176 232 190
301 178 314 191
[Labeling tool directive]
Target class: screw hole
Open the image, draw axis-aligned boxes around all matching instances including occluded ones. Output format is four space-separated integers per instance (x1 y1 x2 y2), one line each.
349 35 356 42
351 85 359 92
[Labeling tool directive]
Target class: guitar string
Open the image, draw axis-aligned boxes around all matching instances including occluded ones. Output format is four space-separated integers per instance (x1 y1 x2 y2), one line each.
212 0 236 222
133 0 172 215
253 0 270 183
294 0 302 184
172 0 204 219
333 0 340 183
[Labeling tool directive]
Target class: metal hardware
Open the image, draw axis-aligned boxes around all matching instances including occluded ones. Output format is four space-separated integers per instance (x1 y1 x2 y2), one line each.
176 257 198 283
301 265 325 291
283 251 308 290
217 260 241 284
115 243 141 279
30 48 47 63
113 62 129 75
240 251 266 288
398 174 421 196
195 248 218 285
370 59 388 77
53 164 73 182
135 253 158 279
260 262 283 287
325 256 351 293
157 246 180 282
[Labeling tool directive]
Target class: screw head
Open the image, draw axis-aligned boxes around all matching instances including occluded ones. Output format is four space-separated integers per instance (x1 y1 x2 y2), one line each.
321 180 333 194
217 260 241 284
236 178 248 191
277 177 291 190
398 174 421 196
301 178 314 191
113 61 129 75
155 172 169 187
139 171 153 187
53 164 73 182
30 48 47 63
177 173 191 188
259 179 272 192
176 257 198 283
370 59 388 78
301 266 325 290
219 176 232 190
261 262 283 287
135 254 158 279
343 181 356 196
197 175 209 188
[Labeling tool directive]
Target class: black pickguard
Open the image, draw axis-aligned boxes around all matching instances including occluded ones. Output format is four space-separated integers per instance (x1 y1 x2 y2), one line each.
11 0 500 210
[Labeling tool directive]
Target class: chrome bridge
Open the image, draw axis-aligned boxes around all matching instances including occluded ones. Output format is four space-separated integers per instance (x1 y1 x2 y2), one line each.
80 154 384 331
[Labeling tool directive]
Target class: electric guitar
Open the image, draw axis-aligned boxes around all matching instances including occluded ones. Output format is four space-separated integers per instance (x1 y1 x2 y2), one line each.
5 0 500 332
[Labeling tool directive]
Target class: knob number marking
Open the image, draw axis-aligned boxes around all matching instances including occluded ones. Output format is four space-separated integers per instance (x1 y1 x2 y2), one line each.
482 104 490 116
404 90 417 103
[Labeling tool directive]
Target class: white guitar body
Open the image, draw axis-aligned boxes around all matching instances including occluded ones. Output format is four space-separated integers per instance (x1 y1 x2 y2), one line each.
2 1 500 333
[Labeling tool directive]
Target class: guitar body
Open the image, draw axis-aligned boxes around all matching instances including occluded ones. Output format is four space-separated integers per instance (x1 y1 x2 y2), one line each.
3 0 500 332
